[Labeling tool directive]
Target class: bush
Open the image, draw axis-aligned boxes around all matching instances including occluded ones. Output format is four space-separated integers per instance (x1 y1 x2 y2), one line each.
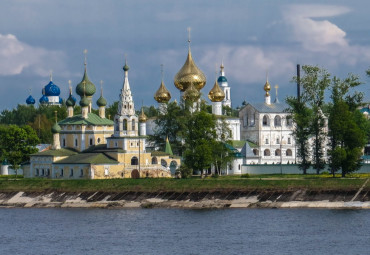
212 173 219 178
179 165 193 179
241 173 250 178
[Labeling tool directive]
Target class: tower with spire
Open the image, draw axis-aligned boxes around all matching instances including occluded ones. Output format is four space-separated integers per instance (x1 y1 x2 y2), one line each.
65 80 77 117
113 59 138 137
97 80 107 119
218 61 231 108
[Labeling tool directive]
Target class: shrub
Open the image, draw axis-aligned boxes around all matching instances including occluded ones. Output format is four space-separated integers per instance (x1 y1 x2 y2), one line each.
179 165 193 179
241 173 250 178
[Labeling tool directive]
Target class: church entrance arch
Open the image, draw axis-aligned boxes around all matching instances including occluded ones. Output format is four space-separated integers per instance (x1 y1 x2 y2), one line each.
131 169 140 179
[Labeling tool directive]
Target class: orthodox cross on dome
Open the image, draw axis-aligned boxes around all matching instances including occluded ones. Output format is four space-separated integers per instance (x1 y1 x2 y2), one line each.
29 88 32 95
83 49 88 67
50 70 53 81
100 80 104 96
187 27 191 44
54 110 58 123
68 80 72 94
161 64 164 81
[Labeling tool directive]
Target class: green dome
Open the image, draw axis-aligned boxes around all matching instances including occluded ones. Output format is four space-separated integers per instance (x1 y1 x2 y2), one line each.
51 122 61 134
80 96 90 107
66 95 76 107
97 96 107 107
76 69 96 97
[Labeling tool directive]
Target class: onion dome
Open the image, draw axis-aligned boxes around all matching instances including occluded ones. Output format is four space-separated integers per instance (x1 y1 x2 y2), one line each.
97 95 107 107
39 95 49 104
26 95 35 105
59 98 63 104
208 80 225 102
76 67 96 97
80 96 90 107
264 79 271 96
65 94 75 107
51 122 61 134
182 82 200 102
174 47 206 92
139 107 147 122
44 81 61 96
154 80 171 103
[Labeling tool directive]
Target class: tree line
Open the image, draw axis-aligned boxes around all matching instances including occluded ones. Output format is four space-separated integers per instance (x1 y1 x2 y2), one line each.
287 65 369 177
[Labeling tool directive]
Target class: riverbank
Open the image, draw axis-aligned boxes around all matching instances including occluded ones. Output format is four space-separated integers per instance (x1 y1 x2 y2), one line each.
1 176 369 209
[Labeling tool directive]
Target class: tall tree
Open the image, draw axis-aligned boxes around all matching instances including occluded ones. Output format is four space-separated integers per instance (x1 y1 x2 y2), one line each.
183 110 217 176
0 125 39 177
328 74 366 177
286 96 312 174
299 66 330 174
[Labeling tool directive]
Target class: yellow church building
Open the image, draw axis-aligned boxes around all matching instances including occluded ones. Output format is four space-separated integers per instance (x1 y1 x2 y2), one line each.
23 57 180 179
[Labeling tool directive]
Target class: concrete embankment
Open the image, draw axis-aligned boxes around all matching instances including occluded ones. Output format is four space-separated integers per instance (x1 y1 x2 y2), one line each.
0 189 369 209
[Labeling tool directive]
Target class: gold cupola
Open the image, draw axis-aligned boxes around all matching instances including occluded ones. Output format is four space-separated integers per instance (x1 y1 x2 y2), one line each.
174 31 206 92
208 79 225 102
264 79 271 96
154 80 171 103
139 107 147 122
182 82 200 102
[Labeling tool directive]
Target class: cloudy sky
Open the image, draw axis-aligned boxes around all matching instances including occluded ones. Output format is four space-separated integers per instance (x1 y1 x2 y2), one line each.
0 0 369 110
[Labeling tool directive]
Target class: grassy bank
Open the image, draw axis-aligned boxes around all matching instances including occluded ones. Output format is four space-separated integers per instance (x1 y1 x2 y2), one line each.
0 174 369 193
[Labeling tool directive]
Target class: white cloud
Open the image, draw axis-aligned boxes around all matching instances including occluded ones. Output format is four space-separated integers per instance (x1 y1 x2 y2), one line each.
0 33 67 77
284 5 350 51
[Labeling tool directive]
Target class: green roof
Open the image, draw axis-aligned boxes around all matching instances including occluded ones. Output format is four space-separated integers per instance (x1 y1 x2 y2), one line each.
58 113 114 126
151 151 170 156
246 140 258 148
54 153 118 164
83 144 126 153
231 140 247 148
165 138 173 155
31 148 78 157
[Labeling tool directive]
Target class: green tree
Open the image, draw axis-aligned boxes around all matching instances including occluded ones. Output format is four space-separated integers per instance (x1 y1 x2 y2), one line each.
212 117 233 175
299 66 330 174
286 96 312 174
183 111 217 176
0 125 39 177
328 74 366 177
150 102 190 155
28 114 53 143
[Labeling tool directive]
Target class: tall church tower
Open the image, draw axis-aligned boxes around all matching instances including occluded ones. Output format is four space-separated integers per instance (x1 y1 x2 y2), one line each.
113 60 138 137
218 61 231 108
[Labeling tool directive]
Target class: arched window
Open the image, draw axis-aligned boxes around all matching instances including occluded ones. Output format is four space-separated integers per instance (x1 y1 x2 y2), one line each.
35 168 39 176
264 149 270 156
274 115 281 127
263 115 269 126
132 119 135 130
161 159 167 167
152 157 158 165
80 169 84 177
287 116 293 126
243 114 248 127
63 139 66 147
123 119 127 130
97 138 101 144
275 149 281 156
70 169 74 177
250 113 255 126
60 169 64 177
253 149 259 156
89 138 93 146
131 156 138 165
286 149 292 156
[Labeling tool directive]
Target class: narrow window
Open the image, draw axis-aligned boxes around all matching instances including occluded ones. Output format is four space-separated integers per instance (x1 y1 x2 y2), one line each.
123 119 127 130
288 137 291 144
89 138 93 146
80 169 83 177
61 169 64 177
104 168 109 176
132 119 135 130
41 169 45 176
265 138 269 144
63 139 66 147
70 169 74 177
75 139 78 147
276 138 280 144
35 168 39 176
97 138 101 144
47 169 50 176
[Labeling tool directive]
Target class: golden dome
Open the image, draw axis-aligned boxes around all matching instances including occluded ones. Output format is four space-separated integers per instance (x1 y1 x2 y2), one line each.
264 79 271 96
208 80 225 102
139 107 147 122
154 80 171 103
174 48 206 92
182 82 200 102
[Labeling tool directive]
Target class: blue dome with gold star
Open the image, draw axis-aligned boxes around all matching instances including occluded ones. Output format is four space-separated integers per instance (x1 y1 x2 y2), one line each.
44 81 61 96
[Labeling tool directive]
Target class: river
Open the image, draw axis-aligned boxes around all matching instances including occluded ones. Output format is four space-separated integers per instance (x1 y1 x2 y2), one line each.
0 208 369 255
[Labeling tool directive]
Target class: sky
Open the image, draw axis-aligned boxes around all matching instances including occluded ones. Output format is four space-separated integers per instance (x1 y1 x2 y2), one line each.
0 0 369 111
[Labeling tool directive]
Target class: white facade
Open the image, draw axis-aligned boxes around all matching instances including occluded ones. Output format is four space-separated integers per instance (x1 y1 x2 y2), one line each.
239 102 296 165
